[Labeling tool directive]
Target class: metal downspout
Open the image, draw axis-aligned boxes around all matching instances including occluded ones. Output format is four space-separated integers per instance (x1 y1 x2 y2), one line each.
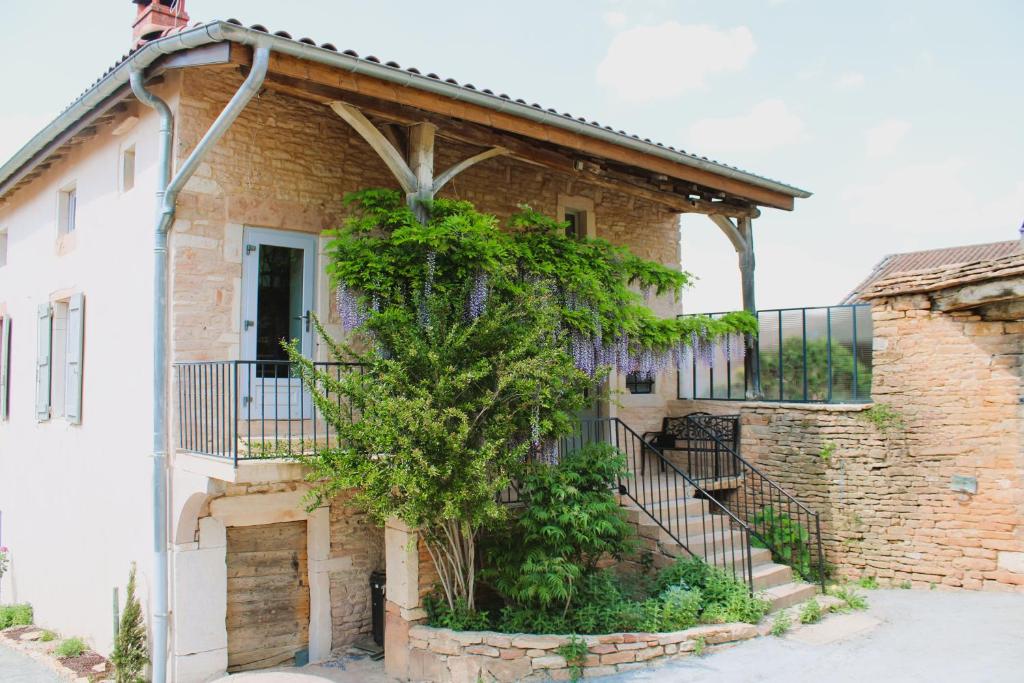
128 45 270 683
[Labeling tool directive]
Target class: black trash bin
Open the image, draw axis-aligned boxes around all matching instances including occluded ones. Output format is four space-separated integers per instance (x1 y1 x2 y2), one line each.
370 570 386 648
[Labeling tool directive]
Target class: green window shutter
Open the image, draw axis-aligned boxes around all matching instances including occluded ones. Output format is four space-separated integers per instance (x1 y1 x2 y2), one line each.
35 303 52 422
65 294 85 425
0 315 10 420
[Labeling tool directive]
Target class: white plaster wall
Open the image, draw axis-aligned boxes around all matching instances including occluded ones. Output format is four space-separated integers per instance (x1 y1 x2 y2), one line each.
0 84 175 654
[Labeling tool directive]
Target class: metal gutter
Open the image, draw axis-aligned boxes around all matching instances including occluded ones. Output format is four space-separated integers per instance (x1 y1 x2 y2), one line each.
0 21 810 203
128 44 270 683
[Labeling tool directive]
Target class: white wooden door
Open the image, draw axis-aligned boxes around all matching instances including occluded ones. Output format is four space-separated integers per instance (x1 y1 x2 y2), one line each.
241 228 317 420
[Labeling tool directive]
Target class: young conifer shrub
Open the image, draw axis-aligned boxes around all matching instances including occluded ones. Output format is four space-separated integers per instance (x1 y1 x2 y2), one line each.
111 564 149 683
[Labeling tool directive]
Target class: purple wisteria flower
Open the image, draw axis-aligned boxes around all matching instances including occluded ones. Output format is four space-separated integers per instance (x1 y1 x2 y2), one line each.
467 271 489 319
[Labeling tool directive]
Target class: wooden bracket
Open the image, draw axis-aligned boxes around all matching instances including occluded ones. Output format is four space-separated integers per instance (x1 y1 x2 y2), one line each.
329 101 417 194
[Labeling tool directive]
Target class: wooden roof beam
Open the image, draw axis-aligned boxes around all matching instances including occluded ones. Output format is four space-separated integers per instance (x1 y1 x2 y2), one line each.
240 47 797 209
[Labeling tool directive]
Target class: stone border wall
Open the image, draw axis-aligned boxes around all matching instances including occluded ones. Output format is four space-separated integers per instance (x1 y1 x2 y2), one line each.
404 622 757 682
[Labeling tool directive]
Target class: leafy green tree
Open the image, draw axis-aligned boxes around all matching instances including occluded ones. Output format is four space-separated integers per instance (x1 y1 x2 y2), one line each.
111 564 148 683
288 190 755 610
759 337 871 401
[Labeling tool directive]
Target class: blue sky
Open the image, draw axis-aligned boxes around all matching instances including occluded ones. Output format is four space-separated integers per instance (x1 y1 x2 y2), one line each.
1 1 1021 311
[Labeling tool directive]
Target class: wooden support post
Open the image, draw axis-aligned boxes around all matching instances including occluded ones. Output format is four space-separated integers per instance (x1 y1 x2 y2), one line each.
737 216 761 399
710 214 761 399
407 123 436 223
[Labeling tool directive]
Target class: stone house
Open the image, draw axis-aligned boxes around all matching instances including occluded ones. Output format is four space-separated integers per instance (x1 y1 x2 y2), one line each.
0 3 810 681
673 244 1024 591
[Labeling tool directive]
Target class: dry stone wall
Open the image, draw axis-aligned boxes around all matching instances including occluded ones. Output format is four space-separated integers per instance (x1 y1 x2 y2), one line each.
405 622 757 682
671 293 1024 591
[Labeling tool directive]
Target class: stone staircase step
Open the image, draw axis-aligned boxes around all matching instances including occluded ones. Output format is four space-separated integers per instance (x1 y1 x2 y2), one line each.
763 581 819 612
636 522 747 555
620 498 708 521
751 562 793 591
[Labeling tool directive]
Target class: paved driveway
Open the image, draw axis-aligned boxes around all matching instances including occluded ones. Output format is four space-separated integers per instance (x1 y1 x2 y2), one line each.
0 642 63 683
611 589 1024 683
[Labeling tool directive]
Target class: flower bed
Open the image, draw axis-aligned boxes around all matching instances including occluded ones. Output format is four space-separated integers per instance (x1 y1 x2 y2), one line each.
406 621 759 681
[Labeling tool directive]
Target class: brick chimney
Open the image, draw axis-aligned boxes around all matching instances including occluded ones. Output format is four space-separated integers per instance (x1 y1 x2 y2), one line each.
132 0 190 47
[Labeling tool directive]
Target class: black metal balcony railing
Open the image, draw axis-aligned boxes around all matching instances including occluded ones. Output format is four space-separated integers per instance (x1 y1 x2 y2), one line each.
679 304 873 403
175 360 363 465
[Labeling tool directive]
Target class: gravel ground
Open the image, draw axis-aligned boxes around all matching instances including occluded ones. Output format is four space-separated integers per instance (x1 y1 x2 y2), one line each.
0 641 63 683
609 589 1024 683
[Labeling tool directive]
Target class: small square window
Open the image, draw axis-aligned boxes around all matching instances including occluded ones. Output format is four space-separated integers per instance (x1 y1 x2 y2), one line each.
58 185 77 235
626 373 654 394
0 230 7 267
121 146 136 192
564 209 585 239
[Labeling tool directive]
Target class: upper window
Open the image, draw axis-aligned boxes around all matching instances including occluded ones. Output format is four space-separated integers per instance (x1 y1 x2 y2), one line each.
121 145 136 193
564 209 585 239
0 230 7 267
558 196 595 240
58 185 77 236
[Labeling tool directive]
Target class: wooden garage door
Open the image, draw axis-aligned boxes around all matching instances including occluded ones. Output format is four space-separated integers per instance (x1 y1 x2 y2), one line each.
226 521 310 672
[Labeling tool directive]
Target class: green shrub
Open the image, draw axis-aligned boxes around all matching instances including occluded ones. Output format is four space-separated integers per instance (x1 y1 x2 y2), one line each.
862 403 904 433
751 506 813 580
693 635 706 656
798 599 822 624
56 637 87 658
40 630 57 643
898 580 912 590
557 635 588 682
0 603 33 629
858 575 879 590
483 444 633 613
660 586 702 631
830 584 869 611
655 556 711 593
112 564 149 683
769 611 791 637
424 595 491 631
658 557 769 625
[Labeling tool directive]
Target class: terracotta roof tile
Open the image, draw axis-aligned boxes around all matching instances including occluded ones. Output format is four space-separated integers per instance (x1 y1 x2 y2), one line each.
3 19 809 203
861 249 1024 299
843 240 1021 303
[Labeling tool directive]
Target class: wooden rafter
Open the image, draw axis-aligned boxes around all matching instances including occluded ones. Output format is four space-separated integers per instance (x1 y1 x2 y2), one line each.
265 73 759 218
235 46 798 209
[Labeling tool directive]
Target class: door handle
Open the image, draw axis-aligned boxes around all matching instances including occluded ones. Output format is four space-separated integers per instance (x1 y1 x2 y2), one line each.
293 310 311 333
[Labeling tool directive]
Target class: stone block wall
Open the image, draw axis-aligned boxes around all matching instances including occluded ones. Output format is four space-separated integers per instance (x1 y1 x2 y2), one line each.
670 294 1024 591
405 622 757 682
169 67 685 428
328 490 385 650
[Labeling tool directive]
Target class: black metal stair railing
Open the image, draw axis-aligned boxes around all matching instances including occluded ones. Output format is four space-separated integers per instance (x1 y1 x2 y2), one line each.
557 418 757 590
682 415 827 587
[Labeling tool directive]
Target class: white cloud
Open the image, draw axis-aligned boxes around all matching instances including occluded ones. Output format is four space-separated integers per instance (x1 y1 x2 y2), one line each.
864 119 911 158
596 22 756 103
602 10 627 28
685 99 806 154
842 159 1024 247
834 71 865 90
